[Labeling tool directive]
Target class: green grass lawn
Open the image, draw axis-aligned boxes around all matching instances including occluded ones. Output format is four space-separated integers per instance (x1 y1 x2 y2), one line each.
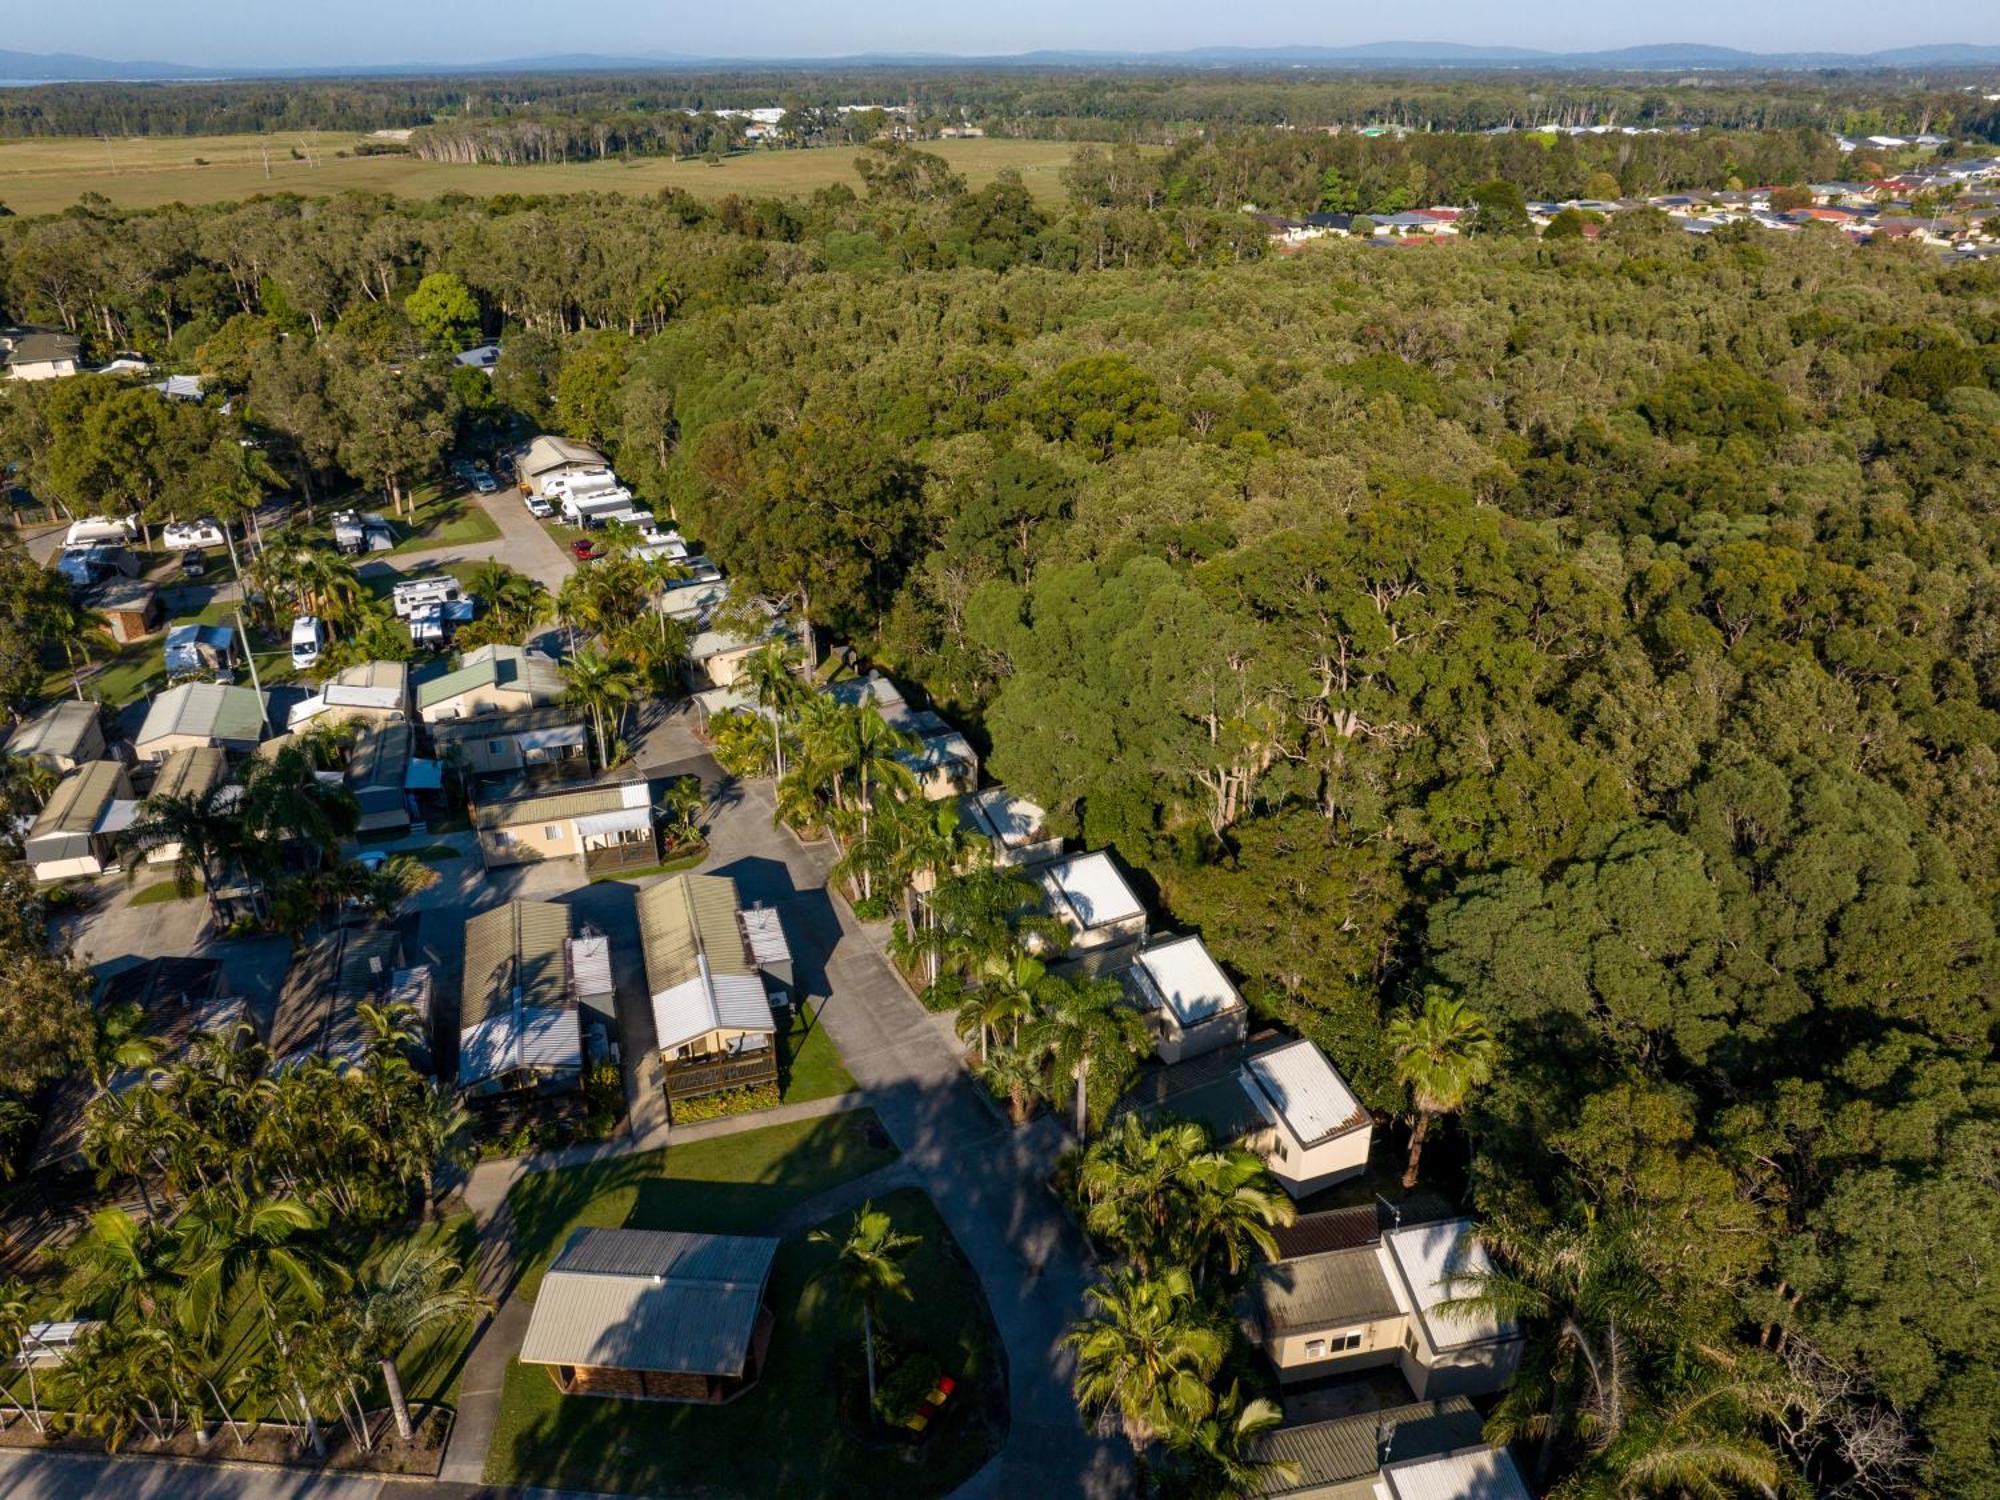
486 1185 1005 1497
777 1001 855 1105
128 878 198 905
387 487 501 554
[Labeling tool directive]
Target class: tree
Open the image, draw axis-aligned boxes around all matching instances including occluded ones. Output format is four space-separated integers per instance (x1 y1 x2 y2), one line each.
349 1241 491 1442
1063 1266 1225 1465
1032 355 1177 459
332 357 458 518
1466 178 1532 236
403 271 480 350
740 640 804 776
1026 974 1150 1141
808 1201 919 1412
562 645 641 767
120 785 243 924
1160 1383 1300 1500
1386 988 1497 1189
0 951 94 1098
0 1277 47 1432
956 952 1043 1065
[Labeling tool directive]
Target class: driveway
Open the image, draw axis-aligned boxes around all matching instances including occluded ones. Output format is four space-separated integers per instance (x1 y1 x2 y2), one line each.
385 491 575 595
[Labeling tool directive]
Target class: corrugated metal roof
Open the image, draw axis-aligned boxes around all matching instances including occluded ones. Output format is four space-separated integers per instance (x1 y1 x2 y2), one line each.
6 700 100 760
416 644 567 712
428 703 586 745
136 683 266 748
520 435 607 477
474 781 632 831
568 935 615 1000
963 786 1050 850
1254 1398 1483 1496
1385 1221 1516 1351
739 907 790 968
652 966 774 1053
348 722 412 794
461 901 572 1027
635 873 752 997
1244 1039 1368 1147
29 761 127 838
459 1008 581 1086
1270 1204 1386 1261
1134 934 1243 1027
1254 1243 1401 1334
519 1227 778 1377
1381 1445 1532 1500
149 745 225 802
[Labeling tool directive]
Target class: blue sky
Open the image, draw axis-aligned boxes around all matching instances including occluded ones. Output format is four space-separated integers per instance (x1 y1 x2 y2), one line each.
10 0 1994 68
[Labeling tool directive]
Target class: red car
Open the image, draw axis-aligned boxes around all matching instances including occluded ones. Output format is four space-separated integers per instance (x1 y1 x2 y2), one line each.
571 538 602 562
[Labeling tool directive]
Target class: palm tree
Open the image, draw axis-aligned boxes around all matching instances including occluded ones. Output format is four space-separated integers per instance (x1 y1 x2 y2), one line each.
1386 987 1498 1190
1165 1383 1301 1500
636 552 693 653
662 775 705 847
1026 974 1150 1142
396 1085 476 1219
464 561 550 638
955 956 1043 1065
807 1201 919 1412
1062 1266 1226 1469
563 645 642 768
1582 1358 1792 1498
118 786 243 925
86 1000 160 1092
350 1241 492 1442
1177 1142 1296 1289
836 707 919 892
0 1277 47 1433
175 1188 348 1458
741 641 804 777
67 1206 180 1323
1079 1116 1212 1272
973 1042 1042 1126
240 743 361 870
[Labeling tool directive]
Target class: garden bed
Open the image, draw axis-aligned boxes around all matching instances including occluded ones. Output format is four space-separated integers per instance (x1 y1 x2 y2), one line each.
0 1403 451 1476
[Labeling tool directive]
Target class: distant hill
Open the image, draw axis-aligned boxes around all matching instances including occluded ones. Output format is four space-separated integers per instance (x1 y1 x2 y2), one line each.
2 40 1999 83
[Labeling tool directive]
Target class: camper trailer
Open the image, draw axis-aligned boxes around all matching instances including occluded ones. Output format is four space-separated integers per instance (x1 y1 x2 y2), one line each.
391 575 464 618
330 511 395 556
63 516 137 548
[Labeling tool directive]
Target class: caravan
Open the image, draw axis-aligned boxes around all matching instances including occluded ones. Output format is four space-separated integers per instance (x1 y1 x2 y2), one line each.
64 516 137 548
408 598 477 648
391 575 464 618
331 510 395 556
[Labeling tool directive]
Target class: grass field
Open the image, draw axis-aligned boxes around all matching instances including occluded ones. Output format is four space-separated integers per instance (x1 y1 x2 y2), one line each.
0 134 1081 217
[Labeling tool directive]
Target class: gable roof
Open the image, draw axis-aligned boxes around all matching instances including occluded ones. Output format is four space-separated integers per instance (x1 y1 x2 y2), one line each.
416 645 566 712
29 761 127 838
473 780 639 831
459 900 580 1089
1243 1039 1368 1147
1381 1445 1533 1500
519 435 607 478
136 683 266 748
148 745 226 803
6 701 102 761
325 659 409 711
519 1227 778 1377
427 702 586 746
6 332 79 366
636 874 774 1051
1252 1398 1484 1496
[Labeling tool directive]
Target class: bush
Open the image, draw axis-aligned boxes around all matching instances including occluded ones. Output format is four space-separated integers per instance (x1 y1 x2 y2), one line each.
669 1082 778 1124
871 1346 945 1427
851 895 890 921
919 972 969 1014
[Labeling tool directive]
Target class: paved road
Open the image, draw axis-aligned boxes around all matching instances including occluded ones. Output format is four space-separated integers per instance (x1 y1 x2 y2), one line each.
0 1447 601 1499
432 704 1125 1496
384 489 576 595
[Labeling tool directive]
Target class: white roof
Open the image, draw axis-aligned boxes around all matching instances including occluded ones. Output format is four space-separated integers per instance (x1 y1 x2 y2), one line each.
569 935 614 999
574 805 654 838
739 907 791 968
966 787 1048 850
1041 851 1145 930
651 957 775 1053
662 580 730 623
1135 935 1242 1027
1383 1219 1514 1350
459 1008 582 1085
1243 1039 1364 1145
1382 1445 1532 1500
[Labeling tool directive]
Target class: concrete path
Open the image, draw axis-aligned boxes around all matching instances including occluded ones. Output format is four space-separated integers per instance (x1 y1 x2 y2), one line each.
0 1446 612 1499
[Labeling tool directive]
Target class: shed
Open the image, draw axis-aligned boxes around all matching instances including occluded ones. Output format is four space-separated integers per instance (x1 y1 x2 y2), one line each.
1039 851 1148 952
5 700 107 773
518 1227 779 1402
737 905 793 992
85 577 163 644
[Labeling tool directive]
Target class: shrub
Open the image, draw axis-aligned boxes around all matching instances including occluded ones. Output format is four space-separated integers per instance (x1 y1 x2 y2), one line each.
871 1346 945 1427
669 1082 778 1124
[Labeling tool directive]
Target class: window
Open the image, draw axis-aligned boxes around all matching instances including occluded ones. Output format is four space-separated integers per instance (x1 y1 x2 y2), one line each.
488 740 504 755
1303 1338 1326 1358
544 826 560 840
1303 1331 1363 1360
1404 1328 1420 1357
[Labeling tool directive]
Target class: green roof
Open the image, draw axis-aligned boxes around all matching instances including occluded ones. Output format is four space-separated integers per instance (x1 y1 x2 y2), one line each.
1253 1398 1483 1496
473 782 632 831
1253 1243 1401 1334
136 683 267 749
416 645 566 711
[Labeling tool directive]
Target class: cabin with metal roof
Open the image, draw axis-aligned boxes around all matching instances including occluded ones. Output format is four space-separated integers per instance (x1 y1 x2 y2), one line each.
415 644 567 723
1038 850 1148 954
636 874 779 1110
24 760 136 881
958 785 1063 869
138 746 227 866
425 702 589 779
134 682 267 762
458 901 584 1098
1248 1397 1484 1499
274 923 431 1070
5 700 107 773
473 777 657 873
347 722 430 835
286 660 410 732
1242 1038 1374 1197
518 1227 779 1402
1127 932 1248 1064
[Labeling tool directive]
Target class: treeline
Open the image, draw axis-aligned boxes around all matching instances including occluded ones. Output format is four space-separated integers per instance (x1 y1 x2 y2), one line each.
4 66 1998 144
406 111 742 165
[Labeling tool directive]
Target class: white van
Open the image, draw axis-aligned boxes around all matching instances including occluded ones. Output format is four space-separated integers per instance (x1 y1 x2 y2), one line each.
64 516 137 548
391 575 463 618
290 615 325 670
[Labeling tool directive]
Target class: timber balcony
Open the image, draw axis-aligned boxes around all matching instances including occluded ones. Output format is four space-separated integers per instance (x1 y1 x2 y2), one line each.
662 1049 779 1103
581 834 660 876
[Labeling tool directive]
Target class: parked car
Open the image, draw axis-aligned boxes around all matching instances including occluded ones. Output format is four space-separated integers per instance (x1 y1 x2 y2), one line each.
471 470 499 494
162 518 226 550
523 492 554 518
179 548 209 578
290 615 325 670
571 539 603 562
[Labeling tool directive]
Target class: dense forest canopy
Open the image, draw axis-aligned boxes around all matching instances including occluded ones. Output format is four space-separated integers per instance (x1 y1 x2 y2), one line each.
3 131 2000 1496
3 66 1998 143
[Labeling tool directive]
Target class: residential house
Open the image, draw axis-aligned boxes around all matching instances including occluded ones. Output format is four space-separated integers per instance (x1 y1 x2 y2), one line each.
1375 1447 1532 1500
416 645 567 724
958 786 1064 869
885 704 979 801
454 343 501 373
5 701 108 773
84 578 163 644
1243 1038 1375 1197
474 778 657 873
134 683 267 762
162 622 238 677
140 746 226 865
287 660 410 732
3 331 81 381
1246 1397 1489 1500
637 873 780 1110
23 761 137 881
660 578 731 628
518 1227 779 1402
686 614 789 692
1126 933 1249 1065
517 434 610 495
427 704 590 779
1248 1204 1524 1400
348 722 434 835
1038 851 1148 953
458 901 584 1098
274 923 433 1069
28 957 251 1177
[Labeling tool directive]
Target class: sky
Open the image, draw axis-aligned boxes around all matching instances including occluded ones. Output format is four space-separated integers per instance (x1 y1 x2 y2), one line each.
7 0 1996 68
